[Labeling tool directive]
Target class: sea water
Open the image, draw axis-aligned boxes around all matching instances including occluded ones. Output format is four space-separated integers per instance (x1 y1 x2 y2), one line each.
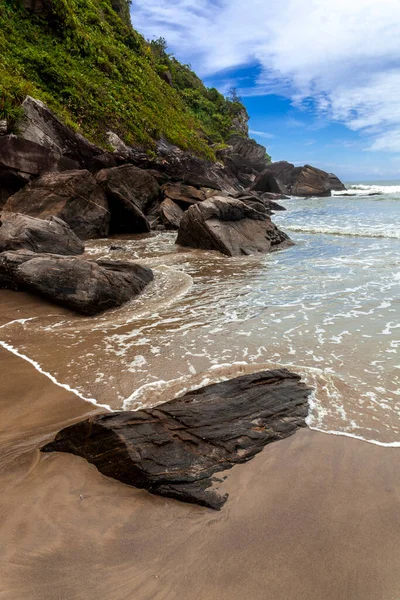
0 181 399 446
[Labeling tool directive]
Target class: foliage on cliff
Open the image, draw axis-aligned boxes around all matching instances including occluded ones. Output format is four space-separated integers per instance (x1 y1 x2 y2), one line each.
0 0 247 158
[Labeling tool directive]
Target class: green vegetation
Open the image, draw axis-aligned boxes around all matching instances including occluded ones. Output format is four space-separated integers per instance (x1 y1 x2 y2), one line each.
0 0 248 158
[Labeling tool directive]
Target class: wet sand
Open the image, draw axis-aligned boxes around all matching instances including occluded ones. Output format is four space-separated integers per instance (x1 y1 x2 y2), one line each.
1 347 400 600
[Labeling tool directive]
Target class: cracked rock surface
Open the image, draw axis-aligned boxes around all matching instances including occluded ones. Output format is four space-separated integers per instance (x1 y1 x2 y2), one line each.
42 369 311 509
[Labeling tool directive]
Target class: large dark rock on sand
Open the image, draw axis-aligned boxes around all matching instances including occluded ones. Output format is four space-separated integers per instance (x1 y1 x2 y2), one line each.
176 196 292 256
42 369 311 509
3 170 110 240
96 165 159 234
0 251 153 315
0 213 84 255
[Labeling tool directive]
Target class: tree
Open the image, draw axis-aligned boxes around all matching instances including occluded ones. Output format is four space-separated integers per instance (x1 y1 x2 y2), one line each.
227 87 241 103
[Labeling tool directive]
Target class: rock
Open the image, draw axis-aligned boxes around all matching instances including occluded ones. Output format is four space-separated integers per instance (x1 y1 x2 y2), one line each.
251 162 345 197
16 96 103 168
235 193 286 214
160 198 184 229
229 107 249 136
291 165 332 197
0 213 84 255
162 182 206 207
261 192 289 201
0 120 7 135
106 131 136 161
96 165 159 234
0 251 153 315
41 369 311 509
176 196 293 256
154 138 241 194
250 163 294 195
160 70 173 86
0 135 78 178
328 173 346 192
226 135 269 171
3 170 110 240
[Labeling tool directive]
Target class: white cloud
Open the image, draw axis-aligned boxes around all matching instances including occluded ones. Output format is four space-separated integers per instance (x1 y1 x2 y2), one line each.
131 0 400 152
248 129 275 138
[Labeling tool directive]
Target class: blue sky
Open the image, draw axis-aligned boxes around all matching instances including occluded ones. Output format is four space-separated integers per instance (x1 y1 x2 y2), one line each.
130 0 400 181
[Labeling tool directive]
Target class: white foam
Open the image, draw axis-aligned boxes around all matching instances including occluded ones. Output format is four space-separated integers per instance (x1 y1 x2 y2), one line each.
283 225 400 239
0 322 111 411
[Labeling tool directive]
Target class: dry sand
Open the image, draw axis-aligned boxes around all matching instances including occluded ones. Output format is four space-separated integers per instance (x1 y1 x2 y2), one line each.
1 346 400 600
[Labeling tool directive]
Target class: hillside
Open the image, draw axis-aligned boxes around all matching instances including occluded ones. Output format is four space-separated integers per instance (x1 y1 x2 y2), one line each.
0 0 255 159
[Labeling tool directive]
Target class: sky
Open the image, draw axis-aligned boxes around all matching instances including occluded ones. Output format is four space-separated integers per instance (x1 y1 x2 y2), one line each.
130 0 400 181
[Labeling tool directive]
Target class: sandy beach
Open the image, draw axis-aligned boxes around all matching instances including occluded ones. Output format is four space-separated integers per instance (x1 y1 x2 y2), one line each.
1 346 400 600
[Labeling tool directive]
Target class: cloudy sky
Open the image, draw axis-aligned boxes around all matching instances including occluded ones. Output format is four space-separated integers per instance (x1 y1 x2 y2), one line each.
130 0 400 181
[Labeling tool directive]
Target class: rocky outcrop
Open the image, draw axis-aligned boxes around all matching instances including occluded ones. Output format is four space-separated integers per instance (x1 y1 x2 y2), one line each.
96 165 159 234
162 182 206 207
176 196 292 256
291 165 332 197
16 97 103 169
3 170 110 240
250 161 345 197
42 369 311 509
159 198 184 229
0 250 153 315
0 135 78 206
0 213 84 255
328 173 346 191
150 138 241 195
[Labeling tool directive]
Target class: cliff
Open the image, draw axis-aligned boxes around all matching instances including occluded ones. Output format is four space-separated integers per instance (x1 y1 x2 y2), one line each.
0 0 264 159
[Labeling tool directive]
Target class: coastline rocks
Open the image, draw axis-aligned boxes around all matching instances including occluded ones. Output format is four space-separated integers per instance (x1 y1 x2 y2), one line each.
17 96 103 169
0 135 78 207
0 213 84 255
176 196 293 256
42 369 311 509
162 182 206 207
251 161 345 197
3 170 110 240
160 198 184 229
96 165 159 234
291 165 333 197
0 251 153 315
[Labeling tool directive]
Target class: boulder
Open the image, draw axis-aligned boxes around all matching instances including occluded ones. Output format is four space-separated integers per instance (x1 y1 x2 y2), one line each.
42 369 311 509
226 135 269 171
96 165 159 234
162 182 206 207
176 196 293 256
0 213 84 255
291 165 332 197
328 173 346 191
16 96 103 168
250 162 295 194
159 198 184 229
251 161 345 197
0 135 79 207
3 170 110 240
0 251 153 315
154 138 241 194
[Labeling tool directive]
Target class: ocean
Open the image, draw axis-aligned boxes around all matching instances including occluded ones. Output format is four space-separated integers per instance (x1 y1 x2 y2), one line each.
0 180 399 446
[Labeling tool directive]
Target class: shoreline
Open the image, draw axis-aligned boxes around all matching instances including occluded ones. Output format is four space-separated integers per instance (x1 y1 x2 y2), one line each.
1 347 400 599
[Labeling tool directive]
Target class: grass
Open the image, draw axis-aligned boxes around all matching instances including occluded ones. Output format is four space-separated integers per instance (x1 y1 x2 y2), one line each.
0 0 252 159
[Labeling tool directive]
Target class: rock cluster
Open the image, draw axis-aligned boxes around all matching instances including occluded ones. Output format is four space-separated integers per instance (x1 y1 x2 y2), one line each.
0 250 153 315
42 369 311 509
0 95 345 265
